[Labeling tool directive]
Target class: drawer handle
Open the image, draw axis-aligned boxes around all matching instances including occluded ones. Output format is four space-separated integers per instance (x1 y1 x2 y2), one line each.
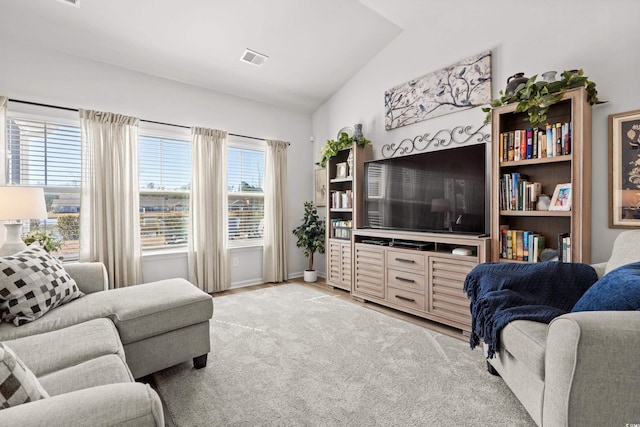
395 276 416 284
395 295 416 303
395 258 415 264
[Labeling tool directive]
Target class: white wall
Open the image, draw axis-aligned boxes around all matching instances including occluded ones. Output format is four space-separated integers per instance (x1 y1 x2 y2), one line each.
0 41 314 285
312 0 640 264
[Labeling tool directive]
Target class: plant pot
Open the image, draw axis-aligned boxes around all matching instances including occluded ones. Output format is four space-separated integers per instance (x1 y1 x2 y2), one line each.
303 270 318 282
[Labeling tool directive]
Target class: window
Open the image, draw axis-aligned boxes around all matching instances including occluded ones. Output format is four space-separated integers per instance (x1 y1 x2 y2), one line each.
228 143 265 246
139 133 191 249
5 114 82 259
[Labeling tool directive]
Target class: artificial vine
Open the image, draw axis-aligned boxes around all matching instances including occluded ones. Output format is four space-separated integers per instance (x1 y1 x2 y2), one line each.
483 69 599 127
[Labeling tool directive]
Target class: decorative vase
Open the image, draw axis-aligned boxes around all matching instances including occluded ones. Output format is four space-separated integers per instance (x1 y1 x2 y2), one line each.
304 270 318 282
505 72 528 95
541 71 557 82
347 148 354 177
353 123 364 142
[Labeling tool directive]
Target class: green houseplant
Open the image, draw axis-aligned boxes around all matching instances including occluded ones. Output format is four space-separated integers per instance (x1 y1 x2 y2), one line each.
21 229 62 254
292 201 326 282
483 69 599 127
317 131 371 169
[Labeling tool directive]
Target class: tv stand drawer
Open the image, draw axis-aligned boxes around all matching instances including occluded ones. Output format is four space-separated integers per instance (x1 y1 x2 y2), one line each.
387 250 425 271
386 268 425 292
387 287 425 311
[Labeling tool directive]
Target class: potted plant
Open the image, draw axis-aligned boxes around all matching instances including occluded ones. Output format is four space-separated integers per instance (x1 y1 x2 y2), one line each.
292 201 326 282
21 228 62 254
317 130 371 169
483 69 599 127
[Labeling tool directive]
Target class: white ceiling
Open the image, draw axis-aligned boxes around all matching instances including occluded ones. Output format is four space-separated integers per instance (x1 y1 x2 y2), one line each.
0 0 406 113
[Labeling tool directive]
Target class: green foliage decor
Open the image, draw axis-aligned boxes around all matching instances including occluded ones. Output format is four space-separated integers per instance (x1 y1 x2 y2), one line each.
317 132 371 169
483 69 599 127
292 201 326 271
21 229 62 253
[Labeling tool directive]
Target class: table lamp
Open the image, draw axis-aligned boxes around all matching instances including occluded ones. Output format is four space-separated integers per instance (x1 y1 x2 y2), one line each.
0 186 48 256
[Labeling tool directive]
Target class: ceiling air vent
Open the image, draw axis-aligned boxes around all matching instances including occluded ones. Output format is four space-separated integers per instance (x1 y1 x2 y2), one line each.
57 0 80 7
240 49 268 67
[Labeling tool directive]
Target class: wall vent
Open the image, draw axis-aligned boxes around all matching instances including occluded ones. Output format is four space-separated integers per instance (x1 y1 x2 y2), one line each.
240 49 268 67
57 0 80 7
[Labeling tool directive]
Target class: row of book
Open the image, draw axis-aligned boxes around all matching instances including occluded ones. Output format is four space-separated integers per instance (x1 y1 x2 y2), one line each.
331 219 352 239
330 190 353 209
499 122 572 162
500 228 546 262
499 172 541 211
500 228 572 262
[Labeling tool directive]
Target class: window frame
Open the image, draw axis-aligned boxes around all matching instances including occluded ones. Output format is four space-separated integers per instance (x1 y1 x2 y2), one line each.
227 137 266 248
138 122 191 252
4 102 82 260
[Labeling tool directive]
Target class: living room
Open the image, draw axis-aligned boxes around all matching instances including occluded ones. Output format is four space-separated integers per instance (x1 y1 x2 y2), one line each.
1 0 639 426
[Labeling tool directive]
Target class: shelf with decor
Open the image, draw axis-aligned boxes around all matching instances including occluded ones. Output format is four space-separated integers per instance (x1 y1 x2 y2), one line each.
490 87 592 263
325 144 372 291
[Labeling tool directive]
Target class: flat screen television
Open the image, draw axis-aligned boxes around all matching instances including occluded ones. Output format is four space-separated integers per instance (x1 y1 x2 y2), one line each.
363 143 487 235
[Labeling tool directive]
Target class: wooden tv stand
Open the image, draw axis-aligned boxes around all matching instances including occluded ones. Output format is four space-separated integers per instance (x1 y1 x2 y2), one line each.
352 229 490 334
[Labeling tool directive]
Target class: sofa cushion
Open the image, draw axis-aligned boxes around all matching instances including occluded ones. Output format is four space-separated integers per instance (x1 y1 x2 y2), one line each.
572 261 640 312
0 342 48 409
0 278 212 345
5 318 125 378
39 354 133 396
0 244 83 326
499 320 548 379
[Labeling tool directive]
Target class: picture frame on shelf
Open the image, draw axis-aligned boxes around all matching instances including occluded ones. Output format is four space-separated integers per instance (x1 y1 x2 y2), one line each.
549 183 572 211
314 168 327 207
609 109 640 228
336 162 348 179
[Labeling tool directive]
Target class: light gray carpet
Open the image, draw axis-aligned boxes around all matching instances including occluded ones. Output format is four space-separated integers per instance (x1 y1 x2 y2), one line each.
153 283 535 426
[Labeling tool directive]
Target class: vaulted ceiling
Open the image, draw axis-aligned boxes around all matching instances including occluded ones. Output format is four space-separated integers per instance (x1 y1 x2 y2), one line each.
0 0 411 112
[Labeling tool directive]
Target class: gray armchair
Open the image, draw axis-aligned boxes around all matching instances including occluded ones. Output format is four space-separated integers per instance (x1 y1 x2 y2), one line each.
486 230 640 426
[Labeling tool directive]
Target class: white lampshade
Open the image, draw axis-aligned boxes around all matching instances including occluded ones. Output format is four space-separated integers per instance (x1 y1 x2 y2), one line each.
0 187 49 256
0 186 48 221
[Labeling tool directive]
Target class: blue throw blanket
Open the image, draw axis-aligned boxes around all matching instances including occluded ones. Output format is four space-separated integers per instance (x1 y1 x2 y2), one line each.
463 261 597 358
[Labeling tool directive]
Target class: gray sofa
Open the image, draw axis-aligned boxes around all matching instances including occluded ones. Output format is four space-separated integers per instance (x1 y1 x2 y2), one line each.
0 262 214 426
487 230 640 426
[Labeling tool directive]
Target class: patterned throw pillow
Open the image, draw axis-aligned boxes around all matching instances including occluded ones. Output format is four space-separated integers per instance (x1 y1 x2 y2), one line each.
0 244 84 326
0 342 49 409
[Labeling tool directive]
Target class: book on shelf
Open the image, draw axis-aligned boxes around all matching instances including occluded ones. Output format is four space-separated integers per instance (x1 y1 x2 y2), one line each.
499 173 542 211
557 232 571 262
331 219 352 239
330 189 353 209
499 226 545 262
499 122 571 163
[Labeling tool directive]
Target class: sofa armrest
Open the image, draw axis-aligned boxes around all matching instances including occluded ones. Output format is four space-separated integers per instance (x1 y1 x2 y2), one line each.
64 262 108 294
543 311 640 426
590 262 607 278
0 382 163 426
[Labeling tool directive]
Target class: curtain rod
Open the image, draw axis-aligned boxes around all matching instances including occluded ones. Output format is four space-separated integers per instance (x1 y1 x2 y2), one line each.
8 98 289 145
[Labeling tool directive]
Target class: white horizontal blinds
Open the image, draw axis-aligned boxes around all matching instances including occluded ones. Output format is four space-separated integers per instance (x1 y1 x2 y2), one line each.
5 116 82 257
228 146 265 245
139 135 191 249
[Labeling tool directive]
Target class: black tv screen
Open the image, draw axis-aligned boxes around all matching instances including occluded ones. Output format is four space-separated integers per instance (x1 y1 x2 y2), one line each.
363 144 487 234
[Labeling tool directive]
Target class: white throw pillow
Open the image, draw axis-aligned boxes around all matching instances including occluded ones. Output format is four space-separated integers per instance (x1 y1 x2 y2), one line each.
0 342 49 409
0 244 83 326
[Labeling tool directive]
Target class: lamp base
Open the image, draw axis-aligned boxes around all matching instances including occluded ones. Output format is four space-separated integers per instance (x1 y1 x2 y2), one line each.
0 223 27 256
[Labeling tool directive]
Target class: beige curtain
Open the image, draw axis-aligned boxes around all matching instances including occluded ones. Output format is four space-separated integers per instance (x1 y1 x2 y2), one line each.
263 139 288 282
188 127 229 293
79 110 142 289
0 97 6 187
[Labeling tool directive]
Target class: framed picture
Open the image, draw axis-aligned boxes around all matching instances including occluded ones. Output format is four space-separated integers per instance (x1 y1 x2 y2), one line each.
549 183 572 211
314 169 327 207
609 109 640 227
336 162 348 179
